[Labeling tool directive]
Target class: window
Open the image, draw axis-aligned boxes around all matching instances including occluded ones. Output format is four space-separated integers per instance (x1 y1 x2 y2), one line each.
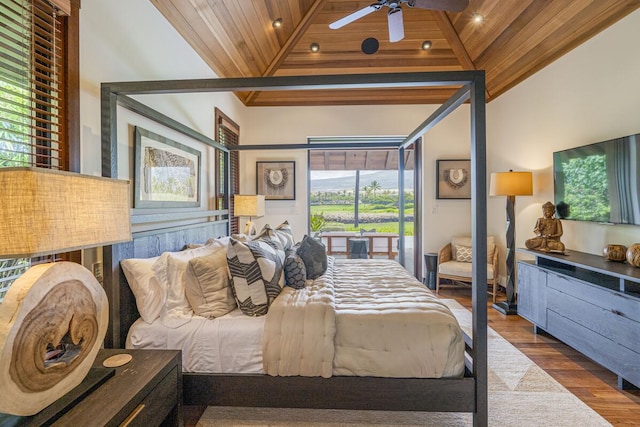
0 0 72 302
215 108 240 234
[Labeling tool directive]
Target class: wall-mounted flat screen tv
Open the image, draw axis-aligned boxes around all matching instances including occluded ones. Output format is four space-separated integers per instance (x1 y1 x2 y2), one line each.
553 133 640 225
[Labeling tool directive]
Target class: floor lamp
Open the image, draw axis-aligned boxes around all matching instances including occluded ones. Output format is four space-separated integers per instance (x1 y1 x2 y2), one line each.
490 170 533 315
234 194 265 236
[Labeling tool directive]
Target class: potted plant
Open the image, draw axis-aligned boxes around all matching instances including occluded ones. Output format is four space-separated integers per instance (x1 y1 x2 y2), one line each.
309 212 326 237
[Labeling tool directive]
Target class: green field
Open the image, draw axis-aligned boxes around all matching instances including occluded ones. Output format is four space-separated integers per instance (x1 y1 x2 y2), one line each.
310 204 414 235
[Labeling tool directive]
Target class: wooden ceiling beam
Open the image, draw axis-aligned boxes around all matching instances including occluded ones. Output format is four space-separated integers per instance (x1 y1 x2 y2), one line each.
432 11 493 99
244 0 328 105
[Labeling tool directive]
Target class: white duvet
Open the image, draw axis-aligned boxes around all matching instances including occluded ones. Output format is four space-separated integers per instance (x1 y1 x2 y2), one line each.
263 258 465 378
128 258 465 378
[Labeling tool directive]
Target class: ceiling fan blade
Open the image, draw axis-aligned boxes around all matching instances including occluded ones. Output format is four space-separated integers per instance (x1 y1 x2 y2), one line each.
388 8 404 42
409 0 469 12
329 4 379 30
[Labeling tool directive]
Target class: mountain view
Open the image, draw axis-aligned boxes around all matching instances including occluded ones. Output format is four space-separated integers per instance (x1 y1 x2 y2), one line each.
310 170 414 192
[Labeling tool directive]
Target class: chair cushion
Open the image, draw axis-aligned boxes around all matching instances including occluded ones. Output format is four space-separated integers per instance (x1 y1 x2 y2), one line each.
438 260 495 280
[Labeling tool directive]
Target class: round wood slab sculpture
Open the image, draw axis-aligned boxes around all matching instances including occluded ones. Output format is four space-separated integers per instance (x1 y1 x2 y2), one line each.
0 262 108 416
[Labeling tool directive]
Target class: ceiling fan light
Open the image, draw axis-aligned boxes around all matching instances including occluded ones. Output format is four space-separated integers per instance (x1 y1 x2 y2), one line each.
272 17 283 29
388 7 404 42
421 40 432 50
310 42 320 53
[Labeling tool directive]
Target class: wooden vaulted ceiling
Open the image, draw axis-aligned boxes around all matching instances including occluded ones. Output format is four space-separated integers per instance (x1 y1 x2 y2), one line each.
150 0 639 106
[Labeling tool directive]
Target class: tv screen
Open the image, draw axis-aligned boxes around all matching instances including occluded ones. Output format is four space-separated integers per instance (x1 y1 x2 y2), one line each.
553 133 640 225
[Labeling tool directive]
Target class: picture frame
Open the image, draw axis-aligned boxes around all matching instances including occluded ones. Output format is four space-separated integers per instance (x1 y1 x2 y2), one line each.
134 126 201 208
436 159 471 199
256 161 296 200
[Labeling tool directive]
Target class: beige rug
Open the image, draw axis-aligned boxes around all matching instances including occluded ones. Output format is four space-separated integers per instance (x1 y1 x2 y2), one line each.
197 299 611 427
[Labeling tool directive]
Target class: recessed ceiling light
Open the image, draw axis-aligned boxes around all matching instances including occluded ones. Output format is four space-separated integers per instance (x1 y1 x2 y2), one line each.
421 40 432 50
310 42 320 53
472 13 484 24
272 18 283 29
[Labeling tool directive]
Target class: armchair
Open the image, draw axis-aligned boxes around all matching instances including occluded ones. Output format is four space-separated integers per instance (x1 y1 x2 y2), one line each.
436 236 500 303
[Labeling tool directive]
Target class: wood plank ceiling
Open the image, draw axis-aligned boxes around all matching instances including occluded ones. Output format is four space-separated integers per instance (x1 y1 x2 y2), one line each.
150 0 639 107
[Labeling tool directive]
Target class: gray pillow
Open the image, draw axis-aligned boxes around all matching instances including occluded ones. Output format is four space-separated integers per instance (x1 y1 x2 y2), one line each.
284 250 306 289
184 248 236 319
275 220 295 250
297 235 327 280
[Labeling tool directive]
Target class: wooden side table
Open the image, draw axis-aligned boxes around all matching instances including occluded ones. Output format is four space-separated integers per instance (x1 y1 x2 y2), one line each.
6 349 182 427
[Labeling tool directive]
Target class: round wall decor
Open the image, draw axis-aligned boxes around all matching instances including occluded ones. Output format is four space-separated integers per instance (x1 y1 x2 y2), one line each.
265 168 288 190
444 168 469 189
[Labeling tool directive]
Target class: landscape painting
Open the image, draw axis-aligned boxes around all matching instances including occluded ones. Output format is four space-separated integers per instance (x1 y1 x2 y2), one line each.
134 126 201 208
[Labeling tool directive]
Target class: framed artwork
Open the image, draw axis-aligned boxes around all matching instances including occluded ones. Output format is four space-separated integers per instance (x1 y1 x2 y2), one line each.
134 126 201 208
436 159 471 199
256 161 296 200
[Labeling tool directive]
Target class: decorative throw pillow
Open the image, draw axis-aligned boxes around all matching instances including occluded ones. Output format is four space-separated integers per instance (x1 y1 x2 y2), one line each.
456 245 473 263
120 256 162 324
284 249 307 289
452 236 495 262
184 246 236 319
297 235 327 279
274 220 295 250
255 224 285 251
152 244 220 328
226 238 284 316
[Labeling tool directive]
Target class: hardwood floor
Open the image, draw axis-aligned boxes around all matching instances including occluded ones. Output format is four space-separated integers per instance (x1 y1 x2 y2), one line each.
440 287 640 427
184 288 640 427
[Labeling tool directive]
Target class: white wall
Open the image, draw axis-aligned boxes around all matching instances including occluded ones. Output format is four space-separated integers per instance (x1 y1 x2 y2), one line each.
79 0 245 178
487 9 640 264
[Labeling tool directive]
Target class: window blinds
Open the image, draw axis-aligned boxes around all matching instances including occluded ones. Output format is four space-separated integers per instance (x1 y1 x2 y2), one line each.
0 0 66 302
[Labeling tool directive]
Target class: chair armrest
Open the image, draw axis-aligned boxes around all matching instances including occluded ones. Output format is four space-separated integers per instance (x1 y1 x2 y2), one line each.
492 247 499 275
438 243 453 264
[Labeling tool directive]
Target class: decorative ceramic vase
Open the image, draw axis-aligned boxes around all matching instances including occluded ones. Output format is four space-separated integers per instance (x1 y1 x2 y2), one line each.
625 243 640 267
603 244 628 262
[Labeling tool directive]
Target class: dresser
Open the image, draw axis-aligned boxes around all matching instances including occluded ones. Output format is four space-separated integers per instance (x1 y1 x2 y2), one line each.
517 248 640 390
7 349 182 426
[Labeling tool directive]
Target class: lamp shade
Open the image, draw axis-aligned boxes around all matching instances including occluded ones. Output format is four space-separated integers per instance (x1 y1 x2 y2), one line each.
234 194 265 218
0 168 131 258
490 171 533 197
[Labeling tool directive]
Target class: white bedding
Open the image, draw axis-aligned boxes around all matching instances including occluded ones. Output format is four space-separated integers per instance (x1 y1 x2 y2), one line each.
126 308 264 373
127 258 465 378
333 259 465 378
263 258 465 378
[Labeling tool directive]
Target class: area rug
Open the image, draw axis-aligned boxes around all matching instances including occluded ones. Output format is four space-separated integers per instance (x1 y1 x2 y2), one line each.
197 299 611 427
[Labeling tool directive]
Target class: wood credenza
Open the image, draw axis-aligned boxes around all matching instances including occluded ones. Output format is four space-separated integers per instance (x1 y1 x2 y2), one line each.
517 248 640 390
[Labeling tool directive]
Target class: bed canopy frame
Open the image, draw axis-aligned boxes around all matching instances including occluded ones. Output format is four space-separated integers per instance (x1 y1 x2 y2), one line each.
101 71 488 426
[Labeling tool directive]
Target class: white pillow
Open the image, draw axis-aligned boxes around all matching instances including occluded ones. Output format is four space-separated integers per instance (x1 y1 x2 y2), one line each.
120 256 162 324
452 236 495 262
184 246 236 318
152 244 222 328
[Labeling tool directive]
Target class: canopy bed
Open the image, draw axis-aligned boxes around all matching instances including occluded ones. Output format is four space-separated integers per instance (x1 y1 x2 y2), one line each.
100 71 489 426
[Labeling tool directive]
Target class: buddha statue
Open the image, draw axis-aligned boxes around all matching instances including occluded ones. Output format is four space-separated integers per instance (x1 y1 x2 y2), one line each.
525 201 565 253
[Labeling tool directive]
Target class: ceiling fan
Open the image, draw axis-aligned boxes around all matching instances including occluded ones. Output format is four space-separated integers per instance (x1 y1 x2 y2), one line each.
329 0 469 42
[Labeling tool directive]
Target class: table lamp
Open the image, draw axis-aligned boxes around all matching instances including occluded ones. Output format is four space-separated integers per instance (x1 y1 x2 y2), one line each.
490 170 533 315
0 167 131 416
234 194 265 235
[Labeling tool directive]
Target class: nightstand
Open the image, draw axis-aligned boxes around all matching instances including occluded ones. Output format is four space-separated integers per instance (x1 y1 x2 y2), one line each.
12 349 182 426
